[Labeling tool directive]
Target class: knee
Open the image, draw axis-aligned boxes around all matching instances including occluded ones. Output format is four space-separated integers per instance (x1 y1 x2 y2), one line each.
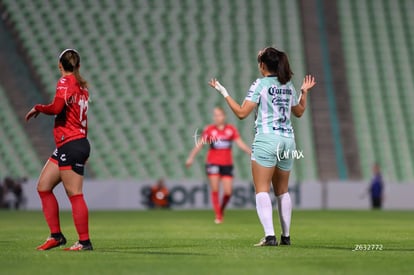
63 180 83 197
65 189 82 197
275 189 288 197
210 185 219 192
37 180 53 193
37 187 51 194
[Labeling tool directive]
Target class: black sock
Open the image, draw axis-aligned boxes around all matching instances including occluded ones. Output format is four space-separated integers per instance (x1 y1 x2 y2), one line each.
79 239 91 246
51 232 63 239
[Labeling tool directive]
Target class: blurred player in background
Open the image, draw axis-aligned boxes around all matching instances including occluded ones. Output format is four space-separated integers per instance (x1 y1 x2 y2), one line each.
369 163 384 209
186 107 251 224
209 47 316 246
25 49 93 251
149 178 170 208
1 177 26 209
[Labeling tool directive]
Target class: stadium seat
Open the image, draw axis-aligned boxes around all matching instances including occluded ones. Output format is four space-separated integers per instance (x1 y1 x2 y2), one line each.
2 0 318 181
338 0 414 181
0 85 42 177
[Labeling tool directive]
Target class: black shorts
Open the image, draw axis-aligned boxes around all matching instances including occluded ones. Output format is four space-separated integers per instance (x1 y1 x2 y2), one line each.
205 164 233 178
50 138 90 176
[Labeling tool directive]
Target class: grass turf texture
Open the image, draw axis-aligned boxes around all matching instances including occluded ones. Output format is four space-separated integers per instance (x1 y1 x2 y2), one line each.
0 210 413 275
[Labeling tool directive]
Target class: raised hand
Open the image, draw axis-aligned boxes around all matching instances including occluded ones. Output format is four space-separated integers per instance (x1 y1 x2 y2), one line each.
208 78 229 98
208 78 218 89
301 75 316 93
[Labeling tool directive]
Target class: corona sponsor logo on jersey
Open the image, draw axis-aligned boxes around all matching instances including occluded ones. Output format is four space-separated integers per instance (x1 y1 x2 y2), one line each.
268 86 292 96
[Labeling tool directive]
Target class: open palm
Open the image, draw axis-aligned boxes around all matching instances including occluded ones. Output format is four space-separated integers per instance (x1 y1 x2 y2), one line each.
301 75 316 92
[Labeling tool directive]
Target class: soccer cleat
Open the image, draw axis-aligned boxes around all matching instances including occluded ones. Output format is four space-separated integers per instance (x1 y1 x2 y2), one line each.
280 235 291 245
214 218 223 224
36 236 67 250
254 235 278 246
64 241 93 251
214 213 223 224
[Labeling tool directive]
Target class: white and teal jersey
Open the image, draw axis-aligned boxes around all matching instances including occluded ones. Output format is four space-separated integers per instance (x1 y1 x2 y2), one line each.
245 76 299 138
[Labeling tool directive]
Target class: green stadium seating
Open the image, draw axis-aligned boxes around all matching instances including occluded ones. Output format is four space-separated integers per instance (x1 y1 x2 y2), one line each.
0 85 42 178
2 0 317 181
338 0 414 181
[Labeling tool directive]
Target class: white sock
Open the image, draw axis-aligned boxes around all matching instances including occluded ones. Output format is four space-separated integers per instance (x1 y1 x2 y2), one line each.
277 192 292 237
255 192 274 236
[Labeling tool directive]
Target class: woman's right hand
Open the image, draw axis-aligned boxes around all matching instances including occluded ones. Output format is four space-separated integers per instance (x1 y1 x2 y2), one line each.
209 78 229 98
25 107 39 122
185 157 193 168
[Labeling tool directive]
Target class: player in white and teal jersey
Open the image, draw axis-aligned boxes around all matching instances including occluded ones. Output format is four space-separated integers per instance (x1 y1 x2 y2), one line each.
209 47 316 247
246 76 298 138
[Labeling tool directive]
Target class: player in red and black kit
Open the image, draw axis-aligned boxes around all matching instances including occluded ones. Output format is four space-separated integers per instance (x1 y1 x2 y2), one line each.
186 107 251 223
25 49 92 251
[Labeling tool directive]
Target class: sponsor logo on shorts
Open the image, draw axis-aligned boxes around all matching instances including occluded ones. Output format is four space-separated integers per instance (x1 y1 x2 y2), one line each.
207 165 219 174
60 154 67 162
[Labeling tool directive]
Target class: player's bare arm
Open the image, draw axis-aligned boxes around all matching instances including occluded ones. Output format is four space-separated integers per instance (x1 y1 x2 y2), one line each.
185 141 204 168
234 138 252 155
208 78 257 120
291 75 316 118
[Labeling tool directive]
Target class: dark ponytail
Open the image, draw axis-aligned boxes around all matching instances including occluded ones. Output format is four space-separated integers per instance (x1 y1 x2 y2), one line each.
59 49 88 88
257 47 293 84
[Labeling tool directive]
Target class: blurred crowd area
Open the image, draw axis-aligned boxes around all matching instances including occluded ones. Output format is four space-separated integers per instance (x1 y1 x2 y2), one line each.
0 176 27 209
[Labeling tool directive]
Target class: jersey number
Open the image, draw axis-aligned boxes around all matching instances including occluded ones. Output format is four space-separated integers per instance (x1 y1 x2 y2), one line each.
279 106 287 123
78 98 88 127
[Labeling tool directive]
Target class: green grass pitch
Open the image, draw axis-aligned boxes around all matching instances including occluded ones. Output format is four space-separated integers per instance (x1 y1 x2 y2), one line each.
0 209 413 275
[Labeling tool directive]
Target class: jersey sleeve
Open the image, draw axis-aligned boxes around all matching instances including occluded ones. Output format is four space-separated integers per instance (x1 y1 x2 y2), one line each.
35 77 72 115
34 97 65 115
291 84 299 107
245 79 261 103
55 77 70 101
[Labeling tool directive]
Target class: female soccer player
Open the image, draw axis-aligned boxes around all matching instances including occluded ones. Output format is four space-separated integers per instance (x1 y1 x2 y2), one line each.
186 107 251 224
25 49 93 251
209 47 316 246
